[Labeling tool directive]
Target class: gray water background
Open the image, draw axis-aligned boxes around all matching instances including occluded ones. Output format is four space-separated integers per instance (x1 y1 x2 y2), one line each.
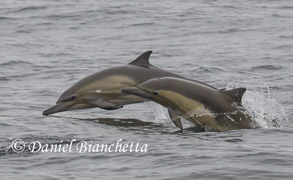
0 0 293 179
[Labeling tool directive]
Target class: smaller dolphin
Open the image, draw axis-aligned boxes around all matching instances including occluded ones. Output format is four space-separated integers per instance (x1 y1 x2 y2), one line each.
121 77 259 132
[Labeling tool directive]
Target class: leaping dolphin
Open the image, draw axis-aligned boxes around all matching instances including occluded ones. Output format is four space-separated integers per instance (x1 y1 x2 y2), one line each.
121 77 259 132
43 51 211 130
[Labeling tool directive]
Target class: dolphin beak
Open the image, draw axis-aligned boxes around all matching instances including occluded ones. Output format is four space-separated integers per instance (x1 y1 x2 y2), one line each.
121 87 152 100
43 102 72 116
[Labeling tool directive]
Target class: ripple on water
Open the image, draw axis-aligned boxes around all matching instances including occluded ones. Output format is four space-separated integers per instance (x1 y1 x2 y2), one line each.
11 6 48 13
0 77 10 81
250 65 284 71
0 60 34 67
192 66 227 73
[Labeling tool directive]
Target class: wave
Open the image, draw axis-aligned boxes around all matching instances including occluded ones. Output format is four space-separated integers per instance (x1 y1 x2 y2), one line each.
0 16 14 20
130 22 155 27
279 35 293 39
272 14 292 18
0 77 9 81
12 6 47 13
274 45 293 49
193 66 226 73
0 60 34 66
104 9 136 15
46 13 83 20
278 6 293 9
250 65 284 71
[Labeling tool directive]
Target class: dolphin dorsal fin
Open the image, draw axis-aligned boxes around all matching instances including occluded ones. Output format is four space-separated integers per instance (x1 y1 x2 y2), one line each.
129 51 152 67
221 88 246 104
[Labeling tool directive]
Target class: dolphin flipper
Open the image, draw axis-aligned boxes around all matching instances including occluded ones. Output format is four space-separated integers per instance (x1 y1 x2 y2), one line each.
168 107 183 131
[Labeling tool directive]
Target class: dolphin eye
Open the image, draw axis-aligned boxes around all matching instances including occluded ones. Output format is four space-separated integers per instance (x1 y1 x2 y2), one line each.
152 91 159 96
70 96 76 100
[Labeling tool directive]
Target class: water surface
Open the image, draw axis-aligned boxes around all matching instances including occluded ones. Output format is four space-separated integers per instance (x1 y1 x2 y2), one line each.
0 0 293 179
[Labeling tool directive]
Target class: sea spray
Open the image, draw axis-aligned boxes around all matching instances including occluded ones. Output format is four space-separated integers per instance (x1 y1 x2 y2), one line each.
144 101 205 129
145 101 169 123
225 80 289 128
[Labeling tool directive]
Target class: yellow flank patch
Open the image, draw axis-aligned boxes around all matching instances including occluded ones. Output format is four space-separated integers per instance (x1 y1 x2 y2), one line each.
159 90 219 127
159 90 212 116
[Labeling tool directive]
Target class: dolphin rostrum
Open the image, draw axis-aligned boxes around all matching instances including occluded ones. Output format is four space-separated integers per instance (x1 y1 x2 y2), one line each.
121 77 259 132
43 51 208 129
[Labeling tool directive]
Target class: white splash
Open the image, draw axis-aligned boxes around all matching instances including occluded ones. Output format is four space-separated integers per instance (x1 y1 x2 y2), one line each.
225 80 289 128
145 102 169 123
145 102 195 128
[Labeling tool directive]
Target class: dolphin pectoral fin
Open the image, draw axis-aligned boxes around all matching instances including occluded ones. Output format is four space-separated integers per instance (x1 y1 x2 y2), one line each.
167 107 183 131
90 99 122 110
173 118 183 132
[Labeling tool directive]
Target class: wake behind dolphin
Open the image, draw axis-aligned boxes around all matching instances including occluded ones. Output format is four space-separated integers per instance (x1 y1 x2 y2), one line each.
122 77 259 132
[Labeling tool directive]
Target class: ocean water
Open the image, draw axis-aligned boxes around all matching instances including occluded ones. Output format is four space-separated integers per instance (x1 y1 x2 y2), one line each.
1 0 293 179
